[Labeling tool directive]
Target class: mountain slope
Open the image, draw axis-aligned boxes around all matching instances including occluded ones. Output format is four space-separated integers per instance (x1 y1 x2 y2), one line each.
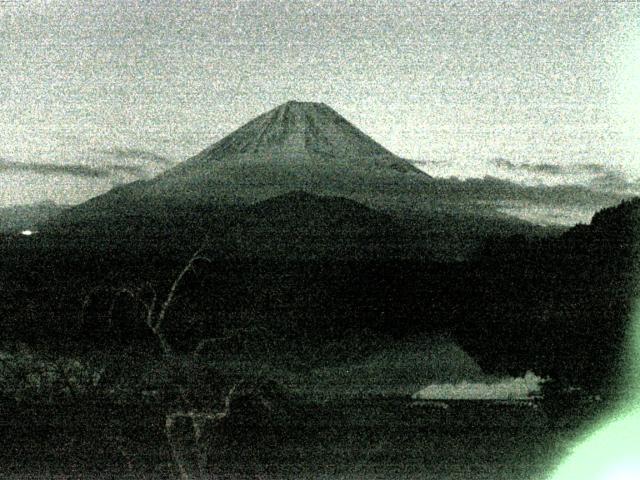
35 190 433 260
169 100 418 172
154 100 428 205
40 101 560 260
224 190 431 259
45 101 433 228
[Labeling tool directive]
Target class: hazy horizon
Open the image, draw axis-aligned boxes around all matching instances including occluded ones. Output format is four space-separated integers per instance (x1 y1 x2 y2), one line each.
2 1 640 225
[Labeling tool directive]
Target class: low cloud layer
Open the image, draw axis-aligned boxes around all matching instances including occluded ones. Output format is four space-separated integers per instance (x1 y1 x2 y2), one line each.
106 165 149 176
0 147 175 206
432 175 626 209
88 147 177 181
588 170 640 194
490 158 618 178
423 175 632 225
2 151 637 226
413 371 545 400
492 158 563 175
489 158 640 195
92 148 174 166
0 158 112 178
414 159 640 225
0 147 176 182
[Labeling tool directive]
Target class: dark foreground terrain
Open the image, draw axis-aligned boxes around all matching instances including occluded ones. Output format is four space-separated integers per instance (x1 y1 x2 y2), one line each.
1 187 638 480
0 390 604 480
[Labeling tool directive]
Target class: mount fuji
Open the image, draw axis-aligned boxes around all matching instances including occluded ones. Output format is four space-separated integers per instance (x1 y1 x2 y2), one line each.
43 101 550 259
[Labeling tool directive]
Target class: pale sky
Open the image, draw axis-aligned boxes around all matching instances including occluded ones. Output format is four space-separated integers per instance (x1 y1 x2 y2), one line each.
1 0 639 223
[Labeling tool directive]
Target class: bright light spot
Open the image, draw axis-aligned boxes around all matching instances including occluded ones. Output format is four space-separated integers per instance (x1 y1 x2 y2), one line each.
548 411 640 479
604 462 640 480
20 230 33 236
413 371 545 400
549 297 640 479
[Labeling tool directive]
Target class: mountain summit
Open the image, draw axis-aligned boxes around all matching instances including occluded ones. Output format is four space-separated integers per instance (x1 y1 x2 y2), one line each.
152 100 430 206
179 100 403 161
55 101 433 221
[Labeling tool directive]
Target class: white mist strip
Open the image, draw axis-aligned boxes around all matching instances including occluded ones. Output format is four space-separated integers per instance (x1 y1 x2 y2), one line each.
412 371 545 401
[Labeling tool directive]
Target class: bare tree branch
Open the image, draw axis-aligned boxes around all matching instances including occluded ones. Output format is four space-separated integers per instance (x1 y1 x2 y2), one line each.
156 239 211 334
164 382 239 479
78 236 227 479
82 236 212 358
